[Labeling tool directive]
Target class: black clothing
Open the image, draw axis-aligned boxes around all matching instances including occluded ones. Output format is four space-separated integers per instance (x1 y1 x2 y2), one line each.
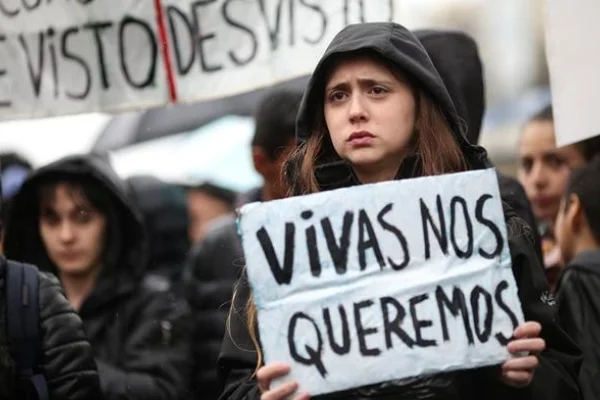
4 154 193 400
556 250 600 400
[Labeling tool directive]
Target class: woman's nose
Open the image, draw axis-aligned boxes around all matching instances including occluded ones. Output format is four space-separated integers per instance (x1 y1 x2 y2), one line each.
348 94 368 123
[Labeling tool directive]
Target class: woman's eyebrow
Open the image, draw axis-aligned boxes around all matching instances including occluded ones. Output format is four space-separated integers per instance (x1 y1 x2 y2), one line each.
326 77 395 92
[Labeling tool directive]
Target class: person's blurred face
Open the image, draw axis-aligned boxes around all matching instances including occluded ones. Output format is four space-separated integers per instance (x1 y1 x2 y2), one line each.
518 121 586 226
39 183 106 277
252 138 296 201
187 190 233 243
324 56 416 183
554 197 573 265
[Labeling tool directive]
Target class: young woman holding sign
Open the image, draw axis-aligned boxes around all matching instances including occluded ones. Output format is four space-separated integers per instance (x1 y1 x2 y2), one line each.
219 23 581 400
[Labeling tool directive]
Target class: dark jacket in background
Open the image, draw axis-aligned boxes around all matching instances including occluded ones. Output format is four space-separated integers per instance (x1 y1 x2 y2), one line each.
555 250 600 400
182 215 244 400
0 256 102 400
219 23 581 400
126 175 190 288
4 155 193 400
414 29 542 263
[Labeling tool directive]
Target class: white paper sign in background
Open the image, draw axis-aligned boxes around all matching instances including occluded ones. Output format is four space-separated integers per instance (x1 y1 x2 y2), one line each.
239 168 524 396
546 0 600 147
0 0 397 120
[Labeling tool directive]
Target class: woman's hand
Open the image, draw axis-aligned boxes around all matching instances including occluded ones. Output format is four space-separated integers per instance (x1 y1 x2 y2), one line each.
257 362 310 400
499 321 546 388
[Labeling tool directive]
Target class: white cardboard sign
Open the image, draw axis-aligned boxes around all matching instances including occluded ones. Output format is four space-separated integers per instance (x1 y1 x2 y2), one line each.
239 168 524 396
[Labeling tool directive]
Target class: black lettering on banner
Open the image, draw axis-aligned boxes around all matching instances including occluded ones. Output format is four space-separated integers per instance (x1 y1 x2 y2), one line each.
22 0 41 12
221 0 258 66
83 21 112 89
476 194 504 259
191 0 223 72
18 32 44 97
420 195 448 259
0 0 19 17
323 306 351 355
494 280 519 346
450 196 473 258
258 0 287 51
377 203 410 270
288 312 327 377
302 210 321 277
61 27 92 100
343 0 365 26
299 0 327 45
470 286 493 343
435 286 474 344
0 34 11 107
380 296 415 349
354 300 381 356
119 16 157 89
357 209 385 270
47 27 59 98
167 5 195 75
321 211 354 275
256 224 295 285
409 294 437 347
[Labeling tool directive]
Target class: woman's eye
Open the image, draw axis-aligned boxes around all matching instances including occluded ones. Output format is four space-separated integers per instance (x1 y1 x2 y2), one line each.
370 86 387 95
329 91 346 102
75 209 92 223
547 156 565 169
520 158 532 173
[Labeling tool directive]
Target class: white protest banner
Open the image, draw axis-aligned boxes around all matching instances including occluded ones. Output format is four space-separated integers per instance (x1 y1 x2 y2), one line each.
238 168 524 396
546 0 600 147
0 0 171 120
0 0 397 121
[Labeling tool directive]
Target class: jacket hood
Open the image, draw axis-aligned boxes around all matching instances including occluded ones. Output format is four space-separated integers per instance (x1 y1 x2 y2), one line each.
414 29 485 145
3 154 147 299
126 175 189 280
295 22 487 174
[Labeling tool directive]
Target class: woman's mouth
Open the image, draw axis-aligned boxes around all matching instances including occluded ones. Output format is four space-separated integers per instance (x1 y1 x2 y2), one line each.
348 131 375 147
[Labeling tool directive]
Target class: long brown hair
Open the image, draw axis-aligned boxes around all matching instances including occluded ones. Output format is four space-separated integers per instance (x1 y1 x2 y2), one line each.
232 57 469 374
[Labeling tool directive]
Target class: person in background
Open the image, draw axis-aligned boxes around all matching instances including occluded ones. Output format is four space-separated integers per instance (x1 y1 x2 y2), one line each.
127 175 190 289
554 155 600 400
4 154 193 400
0 152 32 251
181 88 304 400
186 182 237 244
0 158 102 400
518 105 600 291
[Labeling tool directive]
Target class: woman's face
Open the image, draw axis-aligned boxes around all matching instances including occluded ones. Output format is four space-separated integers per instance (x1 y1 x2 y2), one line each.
324 56 416 183
518 121 586 226
39 183 107 277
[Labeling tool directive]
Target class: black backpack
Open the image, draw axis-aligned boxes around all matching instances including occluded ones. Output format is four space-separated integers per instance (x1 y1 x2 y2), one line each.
5 260 49 400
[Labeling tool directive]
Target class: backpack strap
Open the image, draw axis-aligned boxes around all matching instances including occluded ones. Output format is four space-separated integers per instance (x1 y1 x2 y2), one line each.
6 260 49 400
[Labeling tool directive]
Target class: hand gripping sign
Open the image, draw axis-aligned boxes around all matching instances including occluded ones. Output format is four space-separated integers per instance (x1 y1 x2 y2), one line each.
238 168 524 396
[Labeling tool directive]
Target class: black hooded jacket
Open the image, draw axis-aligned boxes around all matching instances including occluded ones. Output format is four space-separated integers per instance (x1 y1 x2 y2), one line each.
0 257 103 400
218 23 581 400
4 154 193 400
555 250 600 400
182 215 244 399
126 175 190 287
